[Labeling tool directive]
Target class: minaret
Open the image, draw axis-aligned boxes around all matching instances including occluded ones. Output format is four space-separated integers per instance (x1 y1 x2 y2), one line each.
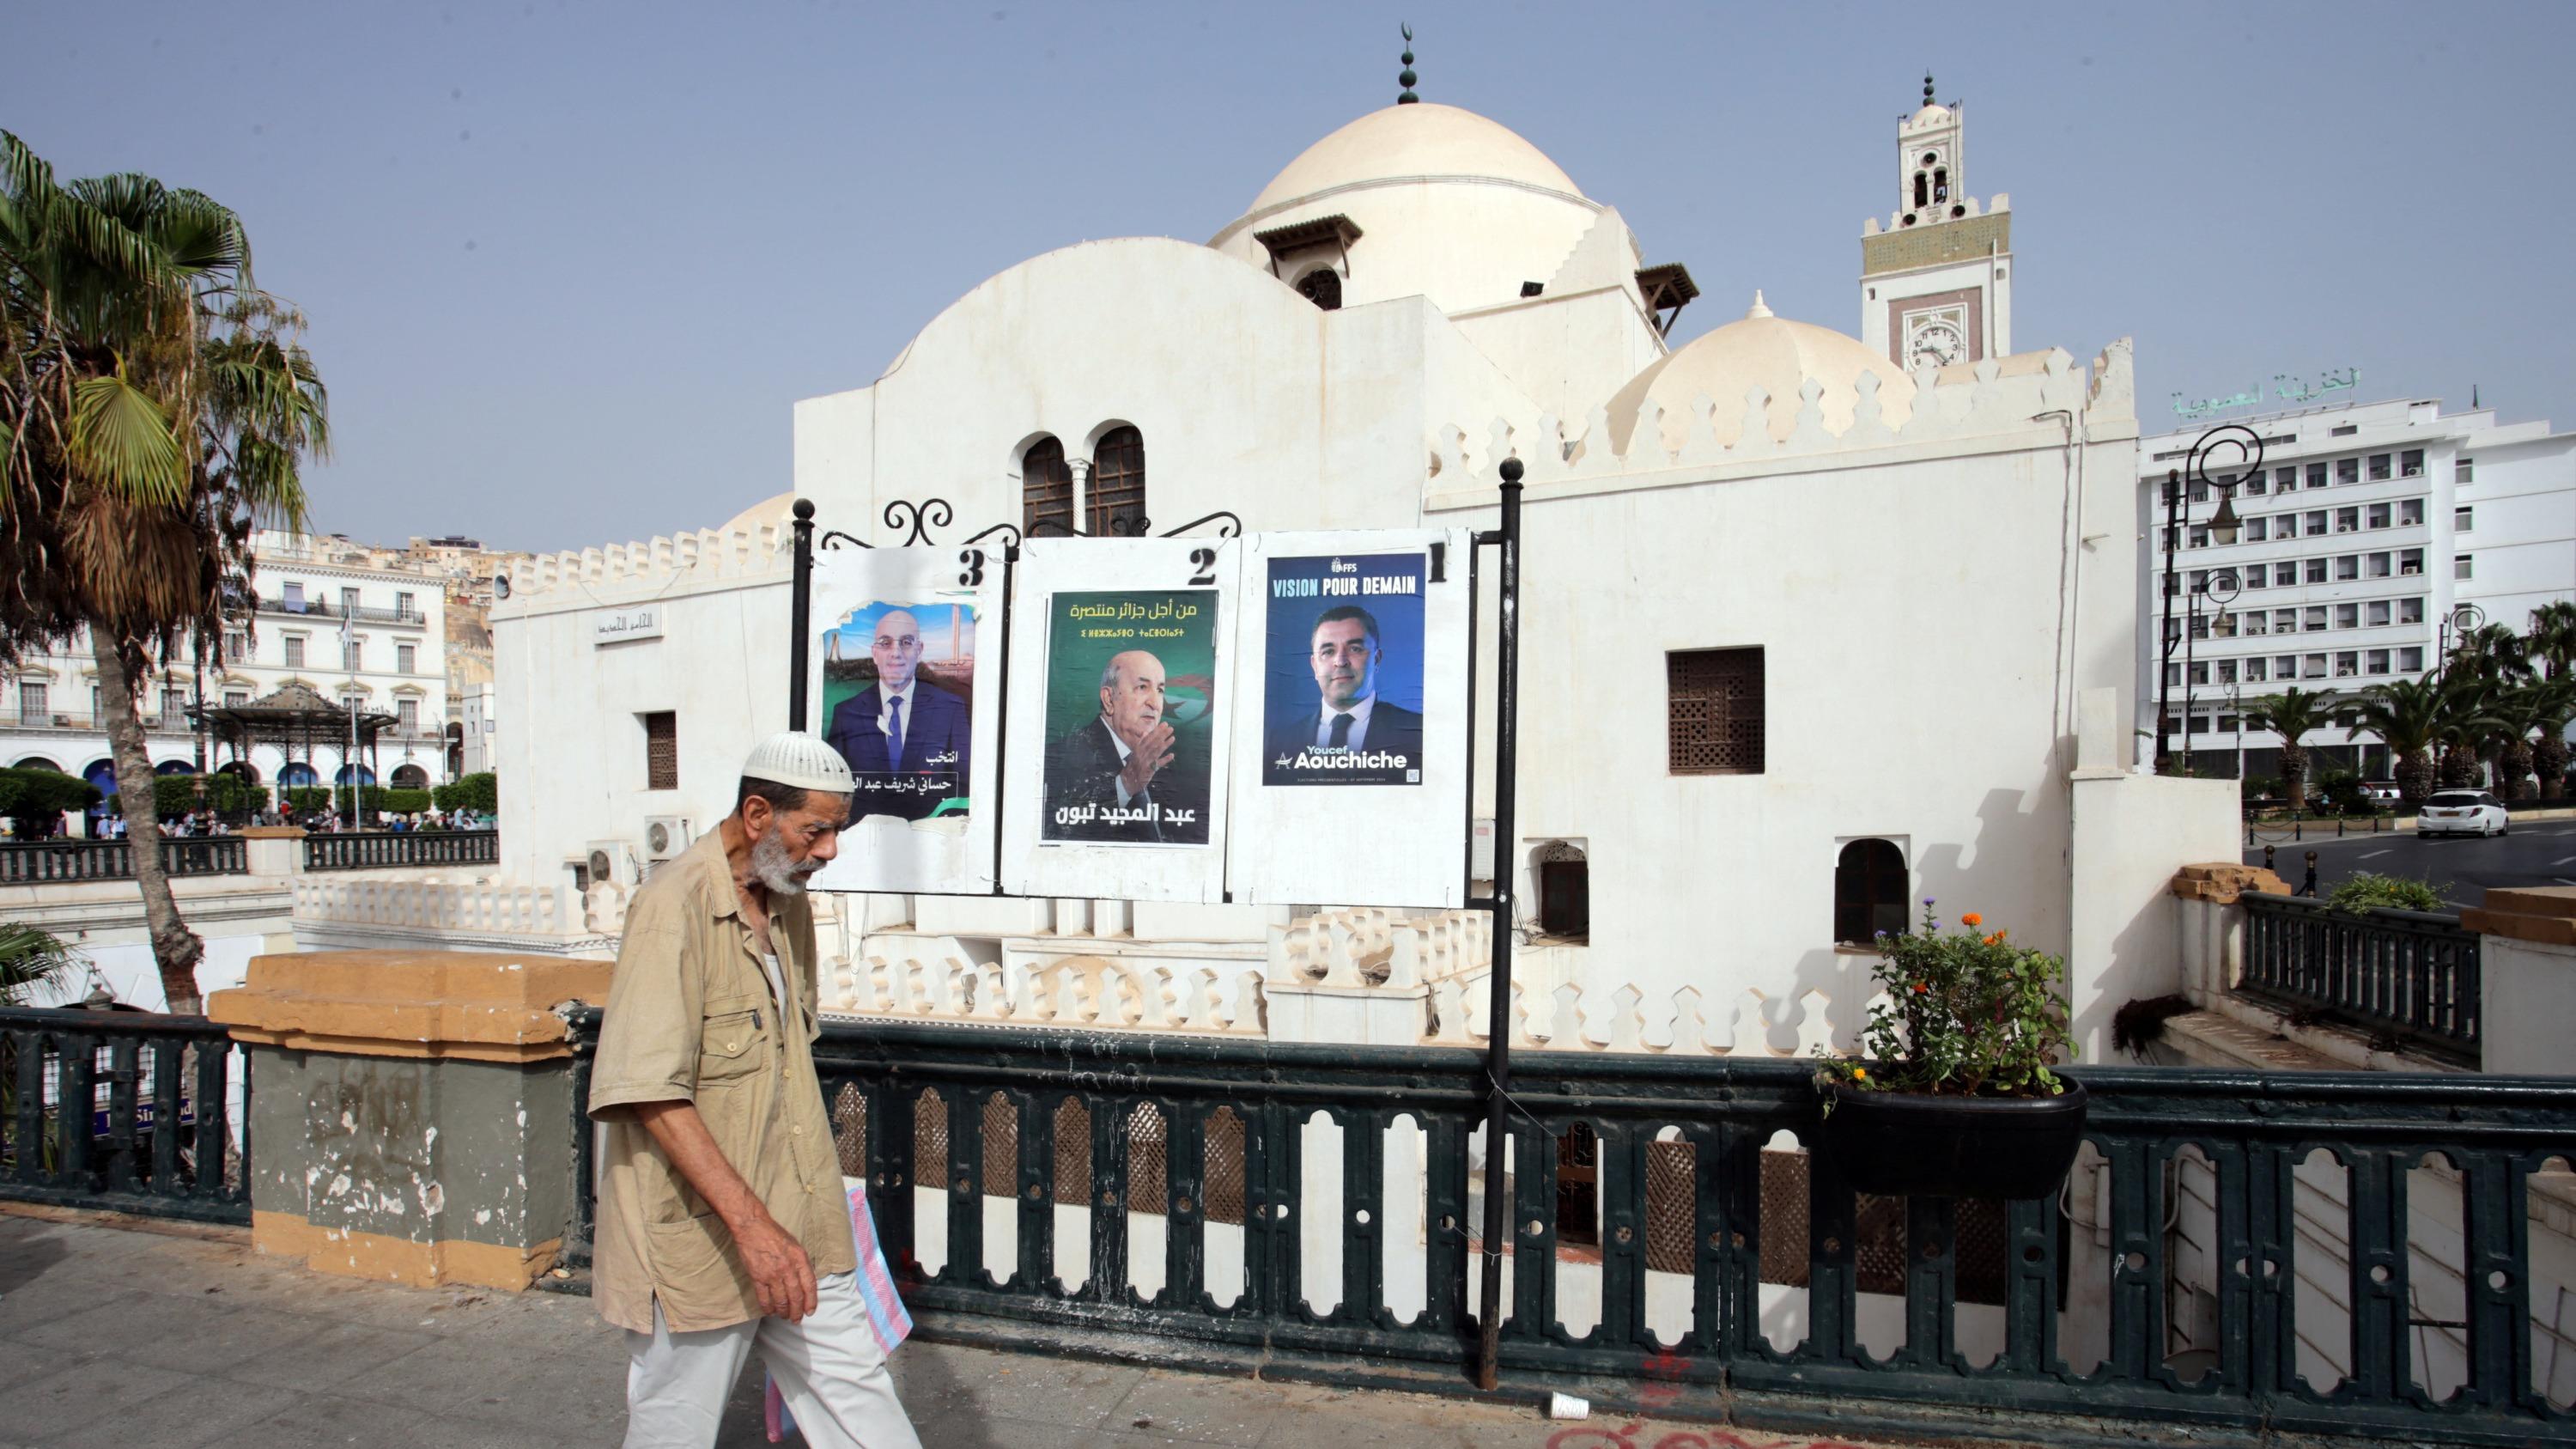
1859 73 2014 370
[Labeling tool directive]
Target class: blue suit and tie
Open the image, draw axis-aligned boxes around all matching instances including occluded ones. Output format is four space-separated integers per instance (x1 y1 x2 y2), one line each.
825 680 971 821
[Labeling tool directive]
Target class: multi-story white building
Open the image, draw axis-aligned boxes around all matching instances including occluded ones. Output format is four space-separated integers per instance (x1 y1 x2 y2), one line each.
1 531 454 805
2139 396 2576 780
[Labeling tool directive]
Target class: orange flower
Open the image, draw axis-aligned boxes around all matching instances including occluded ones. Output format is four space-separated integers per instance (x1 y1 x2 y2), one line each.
1911 982 1929 994
1851 1067 1868 1081
1984 932 2002 947
1961 912 1984 928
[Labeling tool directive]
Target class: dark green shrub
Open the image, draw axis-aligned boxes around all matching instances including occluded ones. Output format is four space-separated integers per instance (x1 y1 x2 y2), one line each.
433 772 496 815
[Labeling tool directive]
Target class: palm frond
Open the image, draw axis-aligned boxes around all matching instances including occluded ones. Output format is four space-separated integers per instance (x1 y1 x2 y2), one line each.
68 370 186 504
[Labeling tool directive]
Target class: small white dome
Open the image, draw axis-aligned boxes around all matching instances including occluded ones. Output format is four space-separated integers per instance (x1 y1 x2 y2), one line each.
1604 293 1917 452
716 491 796 536
1911 102 1953 126
1249 102 1583 212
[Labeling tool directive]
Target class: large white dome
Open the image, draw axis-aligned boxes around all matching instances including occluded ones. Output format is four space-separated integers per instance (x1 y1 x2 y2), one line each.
1248 103 1584 212
1605 295 1917 453
1211 103 1613 320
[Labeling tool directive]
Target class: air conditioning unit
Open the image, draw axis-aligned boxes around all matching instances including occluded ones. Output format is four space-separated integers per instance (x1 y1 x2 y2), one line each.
642 816 693 861
585 839 640 888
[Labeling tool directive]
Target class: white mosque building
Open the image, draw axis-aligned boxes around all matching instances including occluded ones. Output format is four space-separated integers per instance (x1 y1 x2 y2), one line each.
495 73 2230 1063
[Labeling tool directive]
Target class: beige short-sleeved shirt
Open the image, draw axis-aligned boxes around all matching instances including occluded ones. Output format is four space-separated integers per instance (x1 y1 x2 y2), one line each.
586 829 855 1333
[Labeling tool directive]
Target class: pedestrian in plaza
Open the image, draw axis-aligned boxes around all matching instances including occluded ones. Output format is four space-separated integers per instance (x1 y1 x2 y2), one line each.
587 731 919 1449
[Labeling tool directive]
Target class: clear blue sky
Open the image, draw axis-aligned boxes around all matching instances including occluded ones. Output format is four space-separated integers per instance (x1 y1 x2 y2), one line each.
14 1 2570 552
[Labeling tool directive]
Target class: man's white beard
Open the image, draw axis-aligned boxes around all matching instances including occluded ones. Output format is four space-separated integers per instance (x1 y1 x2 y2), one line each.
751 825 822 896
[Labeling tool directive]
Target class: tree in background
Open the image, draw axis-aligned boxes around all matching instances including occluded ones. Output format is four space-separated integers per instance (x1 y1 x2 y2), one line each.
0 133 327 1011
2352 672 2460 806
0 765 102 838
2245 686 2335 813
2479 679 2576 802
2528 602 2576 682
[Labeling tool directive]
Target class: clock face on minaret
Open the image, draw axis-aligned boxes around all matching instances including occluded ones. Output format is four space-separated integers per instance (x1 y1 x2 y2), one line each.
1907 318 1965 368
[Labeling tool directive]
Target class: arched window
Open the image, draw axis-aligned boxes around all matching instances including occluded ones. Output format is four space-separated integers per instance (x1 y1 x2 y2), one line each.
1089 426 1146 536
1913 172 1928 209
278 762 319 788
1834 839 1908 945
1022 436 1072 533
1295 268 1342 311
1933 167 1949 204
390 763 429 788
1534 840 1589 940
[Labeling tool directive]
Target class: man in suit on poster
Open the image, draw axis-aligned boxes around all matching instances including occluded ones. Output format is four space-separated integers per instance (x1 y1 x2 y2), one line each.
1045 648 1210 843
824 608 971 821
1264 604 1424 778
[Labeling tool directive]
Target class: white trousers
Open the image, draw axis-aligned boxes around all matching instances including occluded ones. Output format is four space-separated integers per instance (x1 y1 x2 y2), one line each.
623 1271 921 1449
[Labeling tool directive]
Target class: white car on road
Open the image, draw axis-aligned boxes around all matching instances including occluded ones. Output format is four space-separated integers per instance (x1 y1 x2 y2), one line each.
2417 789 2509 838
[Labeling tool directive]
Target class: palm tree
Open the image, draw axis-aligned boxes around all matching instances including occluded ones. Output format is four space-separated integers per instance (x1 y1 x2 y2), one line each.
2247 685 2336 812
2482 679 2576 802
2530 601 2576 682
1 132 327 1012
2450 621 2534 686
2352 673 2456 804
2536 685 2576 801
2433 673 2499 790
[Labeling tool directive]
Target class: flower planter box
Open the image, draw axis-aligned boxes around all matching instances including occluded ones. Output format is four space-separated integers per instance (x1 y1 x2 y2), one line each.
1821 1077 2089 1200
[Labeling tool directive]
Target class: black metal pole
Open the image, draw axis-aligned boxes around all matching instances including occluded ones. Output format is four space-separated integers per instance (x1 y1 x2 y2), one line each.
1474 458 1523 1391
2184 590 2197 775
789 498 816 732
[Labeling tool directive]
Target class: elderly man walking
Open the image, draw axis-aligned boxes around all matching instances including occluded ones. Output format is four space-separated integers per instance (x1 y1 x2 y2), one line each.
587 732 920 1448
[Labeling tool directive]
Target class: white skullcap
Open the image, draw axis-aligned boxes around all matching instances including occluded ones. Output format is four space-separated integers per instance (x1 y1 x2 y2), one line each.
740 731 855 794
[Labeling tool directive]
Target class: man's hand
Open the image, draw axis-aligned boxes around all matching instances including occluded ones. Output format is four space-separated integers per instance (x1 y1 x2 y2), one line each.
1119 722 1176 798
634 1099 817 1322
732 1213 819 1322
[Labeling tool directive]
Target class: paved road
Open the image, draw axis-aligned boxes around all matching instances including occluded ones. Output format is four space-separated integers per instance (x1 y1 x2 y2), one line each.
2242 816 2576 909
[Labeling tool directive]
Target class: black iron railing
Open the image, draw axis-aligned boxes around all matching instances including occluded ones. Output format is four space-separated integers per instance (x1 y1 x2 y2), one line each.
0 837 249 885
2241 892 2481 1062
303 829 497 872
0 1008 249 1224
557 1011 2572 1446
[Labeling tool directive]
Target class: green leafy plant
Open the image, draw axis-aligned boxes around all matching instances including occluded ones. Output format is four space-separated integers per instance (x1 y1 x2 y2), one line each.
1815 900 2075 1099
2314 768 2370 817
0 922 79 1007
432 772 496 815
0 766 101 835
2326 873 2445 915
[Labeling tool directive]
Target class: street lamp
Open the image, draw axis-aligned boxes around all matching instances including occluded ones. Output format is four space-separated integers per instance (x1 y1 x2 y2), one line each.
2160 425 2264 774
2438 600 2488 674
2181 570 2240 776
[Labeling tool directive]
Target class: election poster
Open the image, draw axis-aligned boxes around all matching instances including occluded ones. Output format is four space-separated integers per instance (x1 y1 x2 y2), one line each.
1038 590 1219 846
806 545 1005 896
1257 552 1427 787
1001 538 1239 903
1225 529 1472 908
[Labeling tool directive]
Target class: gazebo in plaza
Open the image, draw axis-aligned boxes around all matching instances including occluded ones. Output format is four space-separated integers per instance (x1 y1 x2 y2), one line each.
191 680 400 808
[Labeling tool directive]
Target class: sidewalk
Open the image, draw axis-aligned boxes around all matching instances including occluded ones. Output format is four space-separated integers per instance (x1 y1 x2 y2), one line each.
0 1209 1926 1449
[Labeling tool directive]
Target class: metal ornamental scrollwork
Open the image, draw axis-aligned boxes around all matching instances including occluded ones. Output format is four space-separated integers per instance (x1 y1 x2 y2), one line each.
2185 423 2264 497
884 497 953 548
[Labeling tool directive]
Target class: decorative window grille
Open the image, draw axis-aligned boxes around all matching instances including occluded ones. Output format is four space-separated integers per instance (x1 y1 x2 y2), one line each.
1089 426 1146 536
644 710 677 789
1021 437 1072 533
1295 268 1343 310
1668 648 1763 775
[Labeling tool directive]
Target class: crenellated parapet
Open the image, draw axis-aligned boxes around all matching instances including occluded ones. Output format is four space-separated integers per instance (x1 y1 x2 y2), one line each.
1429 338 2132 500
501 518 791 606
